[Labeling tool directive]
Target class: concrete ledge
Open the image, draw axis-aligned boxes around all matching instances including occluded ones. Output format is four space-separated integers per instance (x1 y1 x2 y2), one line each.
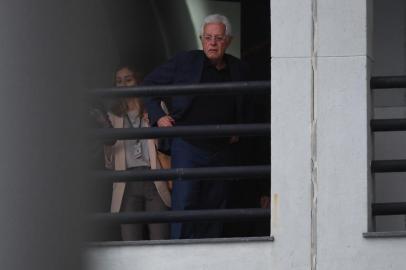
85 236 274 247
363 231 406 238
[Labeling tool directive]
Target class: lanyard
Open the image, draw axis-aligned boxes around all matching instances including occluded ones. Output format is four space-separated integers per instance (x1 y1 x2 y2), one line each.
125 113 142 128
125 113 142 143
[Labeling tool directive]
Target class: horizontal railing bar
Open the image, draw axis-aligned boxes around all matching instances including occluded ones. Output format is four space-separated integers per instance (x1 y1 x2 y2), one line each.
371 159 406 173
91 123 270 140
90 208 270 224
372 202 406 216
370 76 406 89
90 81 271 98
92 165 271 182
370 119 406 132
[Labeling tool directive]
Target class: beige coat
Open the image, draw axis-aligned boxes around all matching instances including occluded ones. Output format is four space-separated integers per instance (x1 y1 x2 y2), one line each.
105 112 171 213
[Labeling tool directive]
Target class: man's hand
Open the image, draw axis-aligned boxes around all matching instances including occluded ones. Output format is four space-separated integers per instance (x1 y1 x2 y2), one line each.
157 115 175 127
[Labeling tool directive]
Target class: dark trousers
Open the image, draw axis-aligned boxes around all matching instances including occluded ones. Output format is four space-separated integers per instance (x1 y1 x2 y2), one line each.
120 167 169 241
170 138 234 239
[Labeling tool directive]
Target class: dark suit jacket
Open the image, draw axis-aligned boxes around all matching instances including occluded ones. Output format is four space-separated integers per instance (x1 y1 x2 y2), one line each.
143 50 250 126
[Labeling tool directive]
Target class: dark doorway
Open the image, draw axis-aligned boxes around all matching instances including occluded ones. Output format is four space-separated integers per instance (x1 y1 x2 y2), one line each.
225 0 271 237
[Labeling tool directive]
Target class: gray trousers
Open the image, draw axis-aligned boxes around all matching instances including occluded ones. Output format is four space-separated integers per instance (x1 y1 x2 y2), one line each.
120 168 169 240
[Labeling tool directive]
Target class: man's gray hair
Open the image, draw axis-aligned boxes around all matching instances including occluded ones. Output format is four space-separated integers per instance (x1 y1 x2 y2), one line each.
200 14 232 37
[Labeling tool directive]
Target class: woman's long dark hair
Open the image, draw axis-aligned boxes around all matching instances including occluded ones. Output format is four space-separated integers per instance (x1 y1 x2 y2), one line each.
111 65 144 117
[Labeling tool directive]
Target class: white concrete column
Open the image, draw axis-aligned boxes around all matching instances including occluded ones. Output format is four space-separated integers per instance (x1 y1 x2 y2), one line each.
270 1 313 269
315 1 406 270
315 0 374 269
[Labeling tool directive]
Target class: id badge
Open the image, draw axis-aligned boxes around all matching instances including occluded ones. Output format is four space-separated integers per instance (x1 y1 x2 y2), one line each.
133 143 142 158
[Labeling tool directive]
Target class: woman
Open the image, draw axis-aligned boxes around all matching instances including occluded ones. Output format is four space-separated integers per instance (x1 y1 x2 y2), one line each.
105 65 170 241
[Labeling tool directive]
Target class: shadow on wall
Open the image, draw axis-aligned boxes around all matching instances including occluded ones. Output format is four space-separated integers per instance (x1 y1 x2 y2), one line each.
103 0 242 75
103 0 197 75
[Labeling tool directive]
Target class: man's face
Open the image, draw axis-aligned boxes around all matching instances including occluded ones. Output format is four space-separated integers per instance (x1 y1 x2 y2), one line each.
201 23 231 64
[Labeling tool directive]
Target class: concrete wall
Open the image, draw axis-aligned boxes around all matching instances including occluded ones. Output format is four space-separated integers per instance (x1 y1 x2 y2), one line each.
270 0 313 268
86 240 272 270
271 0 406 270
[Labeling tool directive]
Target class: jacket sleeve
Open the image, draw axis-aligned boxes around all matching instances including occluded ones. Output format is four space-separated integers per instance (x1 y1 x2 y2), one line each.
142 54 179 126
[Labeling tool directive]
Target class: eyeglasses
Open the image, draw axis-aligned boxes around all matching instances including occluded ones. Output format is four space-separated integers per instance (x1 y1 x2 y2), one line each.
200 35 227 43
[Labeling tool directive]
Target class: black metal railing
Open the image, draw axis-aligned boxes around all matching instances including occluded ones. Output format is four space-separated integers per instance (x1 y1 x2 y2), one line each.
93 165 270 183
93 123 269 141
370 119 406 132
372 202 406 216
90 81 270 98
91 209 270 225
90 81 271 227
370 75 406 89
371 159 406 173
370 75 406 217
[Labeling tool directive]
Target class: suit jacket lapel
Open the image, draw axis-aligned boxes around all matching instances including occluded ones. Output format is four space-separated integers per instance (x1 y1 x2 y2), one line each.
172 52 204 118
191 53 204 83
226 54 242 82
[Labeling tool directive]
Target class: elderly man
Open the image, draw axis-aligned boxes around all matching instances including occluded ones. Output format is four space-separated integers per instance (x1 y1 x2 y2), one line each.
144 14 250 239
